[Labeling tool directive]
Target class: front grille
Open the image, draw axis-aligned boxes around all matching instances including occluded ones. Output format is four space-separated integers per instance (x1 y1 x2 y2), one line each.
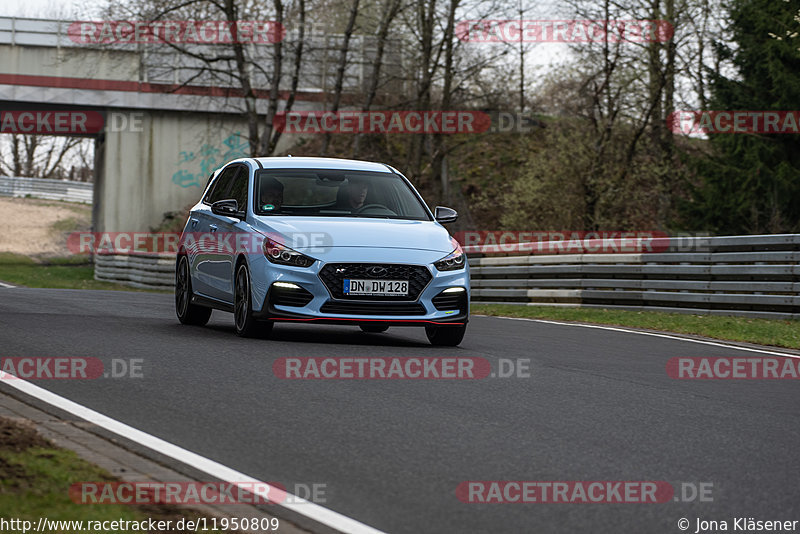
432 291 466 311
319 263 432 301
270 285 314 307
320 300 427 315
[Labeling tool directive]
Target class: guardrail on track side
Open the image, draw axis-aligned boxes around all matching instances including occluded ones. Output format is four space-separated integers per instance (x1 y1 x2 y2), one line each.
92 234 800 320
470 234 800 320
94 253 175 289
0 176 93 203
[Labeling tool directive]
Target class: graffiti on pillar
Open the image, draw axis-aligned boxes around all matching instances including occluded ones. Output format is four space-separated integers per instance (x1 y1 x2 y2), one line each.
171 132 249 188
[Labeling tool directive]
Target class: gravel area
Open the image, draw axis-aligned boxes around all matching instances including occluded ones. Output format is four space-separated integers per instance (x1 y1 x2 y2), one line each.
0 196 91 257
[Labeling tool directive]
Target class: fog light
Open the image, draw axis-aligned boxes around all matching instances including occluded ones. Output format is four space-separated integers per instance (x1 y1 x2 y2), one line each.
274 282 301 290
443 287 466 293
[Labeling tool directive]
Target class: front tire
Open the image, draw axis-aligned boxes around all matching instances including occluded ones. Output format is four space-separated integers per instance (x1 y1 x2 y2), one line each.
234 262 272 338
175 255 212 326
425 324 467 346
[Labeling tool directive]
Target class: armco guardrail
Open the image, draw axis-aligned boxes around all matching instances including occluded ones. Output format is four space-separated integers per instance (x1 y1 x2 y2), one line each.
94 253 175 289
92 234 800 320
470 234 800 319
0 176 93 203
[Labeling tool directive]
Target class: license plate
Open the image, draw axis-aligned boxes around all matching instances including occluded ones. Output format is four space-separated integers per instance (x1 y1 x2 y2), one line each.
344 279 408 296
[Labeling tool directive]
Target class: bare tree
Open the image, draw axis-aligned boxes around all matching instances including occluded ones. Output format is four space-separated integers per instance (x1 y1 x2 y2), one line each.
0 134 88 179
320 0 361 156
430 0 460 201
352 0 403 157
105 0 308 157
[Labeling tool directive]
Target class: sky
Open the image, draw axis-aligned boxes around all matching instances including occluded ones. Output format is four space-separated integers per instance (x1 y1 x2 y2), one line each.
0 0 106 18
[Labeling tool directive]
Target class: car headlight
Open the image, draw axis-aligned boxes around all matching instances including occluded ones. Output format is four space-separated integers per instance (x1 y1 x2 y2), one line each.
434 238 466 271
263 238 316 268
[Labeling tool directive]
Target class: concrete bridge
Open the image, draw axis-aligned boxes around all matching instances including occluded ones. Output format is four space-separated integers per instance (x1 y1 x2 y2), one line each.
0 17 401 233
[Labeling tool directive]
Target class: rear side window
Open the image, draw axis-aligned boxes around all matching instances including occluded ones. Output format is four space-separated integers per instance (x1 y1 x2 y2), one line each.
227 167 249 212
204 165 240 204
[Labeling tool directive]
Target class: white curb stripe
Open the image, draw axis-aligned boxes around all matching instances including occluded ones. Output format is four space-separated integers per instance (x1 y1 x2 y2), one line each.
479 314 800 359
0 372 386 534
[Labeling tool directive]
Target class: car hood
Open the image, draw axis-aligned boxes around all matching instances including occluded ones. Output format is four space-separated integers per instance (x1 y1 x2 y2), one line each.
250 216 455 253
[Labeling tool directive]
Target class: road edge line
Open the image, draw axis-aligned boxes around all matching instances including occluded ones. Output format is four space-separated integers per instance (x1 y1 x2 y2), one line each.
0 371 386 534
477 314 800 359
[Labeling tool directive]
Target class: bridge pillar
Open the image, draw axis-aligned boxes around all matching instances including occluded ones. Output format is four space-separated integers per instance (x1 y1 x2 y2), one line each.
96 110 249 233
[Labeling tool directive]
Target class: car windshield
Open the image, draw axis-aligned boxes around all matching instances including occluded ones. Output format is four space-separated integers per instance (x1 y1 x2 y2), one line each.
253 168 432 220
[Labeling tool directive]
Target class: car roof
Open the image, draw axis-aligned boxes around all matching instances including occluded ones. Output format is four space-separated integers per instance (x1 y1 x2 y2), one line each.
252 156 394 173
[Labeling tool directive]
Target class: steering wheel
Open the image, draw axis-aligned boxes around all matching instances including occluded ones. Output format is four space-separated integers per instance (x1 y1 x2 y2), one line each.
354 203 397 216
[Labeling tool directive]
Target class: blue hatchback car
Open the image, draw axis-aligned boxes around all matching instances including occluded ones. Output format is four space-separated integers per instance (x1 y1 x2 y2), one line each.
175 156 469 345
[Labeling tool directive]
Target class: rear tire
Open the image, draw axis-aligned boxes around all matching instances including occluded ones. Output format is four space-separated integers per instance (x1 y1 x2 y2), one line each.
360 324 389 333
234 262 273 338
175 255 212 326
425 324 467 346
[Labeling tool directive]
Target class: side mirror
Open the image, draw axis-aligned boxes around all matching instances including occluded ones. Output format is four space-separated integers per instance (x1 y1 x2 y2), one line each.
434 206 458 224
211 199 240 218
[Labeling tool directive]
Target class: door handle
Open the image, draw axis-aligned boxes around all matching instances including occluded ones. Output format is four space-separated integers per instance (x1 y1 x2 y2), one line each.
209 224 218 233
190 217 199 228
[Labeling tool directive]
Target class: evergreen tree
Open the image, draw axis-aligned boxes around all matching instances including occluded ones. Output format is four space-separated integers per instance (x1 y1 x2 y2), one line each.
684 0 800 233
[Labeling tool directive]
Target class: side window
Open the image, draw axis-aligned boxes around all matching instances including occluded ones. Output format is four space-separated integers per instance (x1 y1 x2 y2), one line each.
204 172 214 191
204 165 239 204
227 167 249 212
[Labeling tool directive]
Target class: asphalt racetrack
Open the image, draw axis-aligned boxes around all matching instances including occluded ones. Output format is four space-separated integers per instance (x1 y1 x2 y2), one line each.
1 288 798 533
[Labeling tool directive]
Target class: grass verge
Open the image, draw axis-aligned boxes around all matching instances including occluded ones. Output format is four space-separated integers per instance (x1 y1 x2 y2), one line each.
0 417 224 533
471 304 800 350
0 253 161 291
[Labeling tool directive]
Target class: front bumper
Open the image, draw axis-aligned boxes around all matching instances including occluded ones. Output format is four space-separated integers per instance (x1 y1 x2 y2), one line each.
253 304 468 327
248 253 470 327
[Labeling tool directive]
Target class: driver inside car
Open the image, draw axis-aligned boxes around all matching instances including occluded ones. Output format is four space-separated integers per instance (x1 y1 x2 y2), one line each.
337 178 369 210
